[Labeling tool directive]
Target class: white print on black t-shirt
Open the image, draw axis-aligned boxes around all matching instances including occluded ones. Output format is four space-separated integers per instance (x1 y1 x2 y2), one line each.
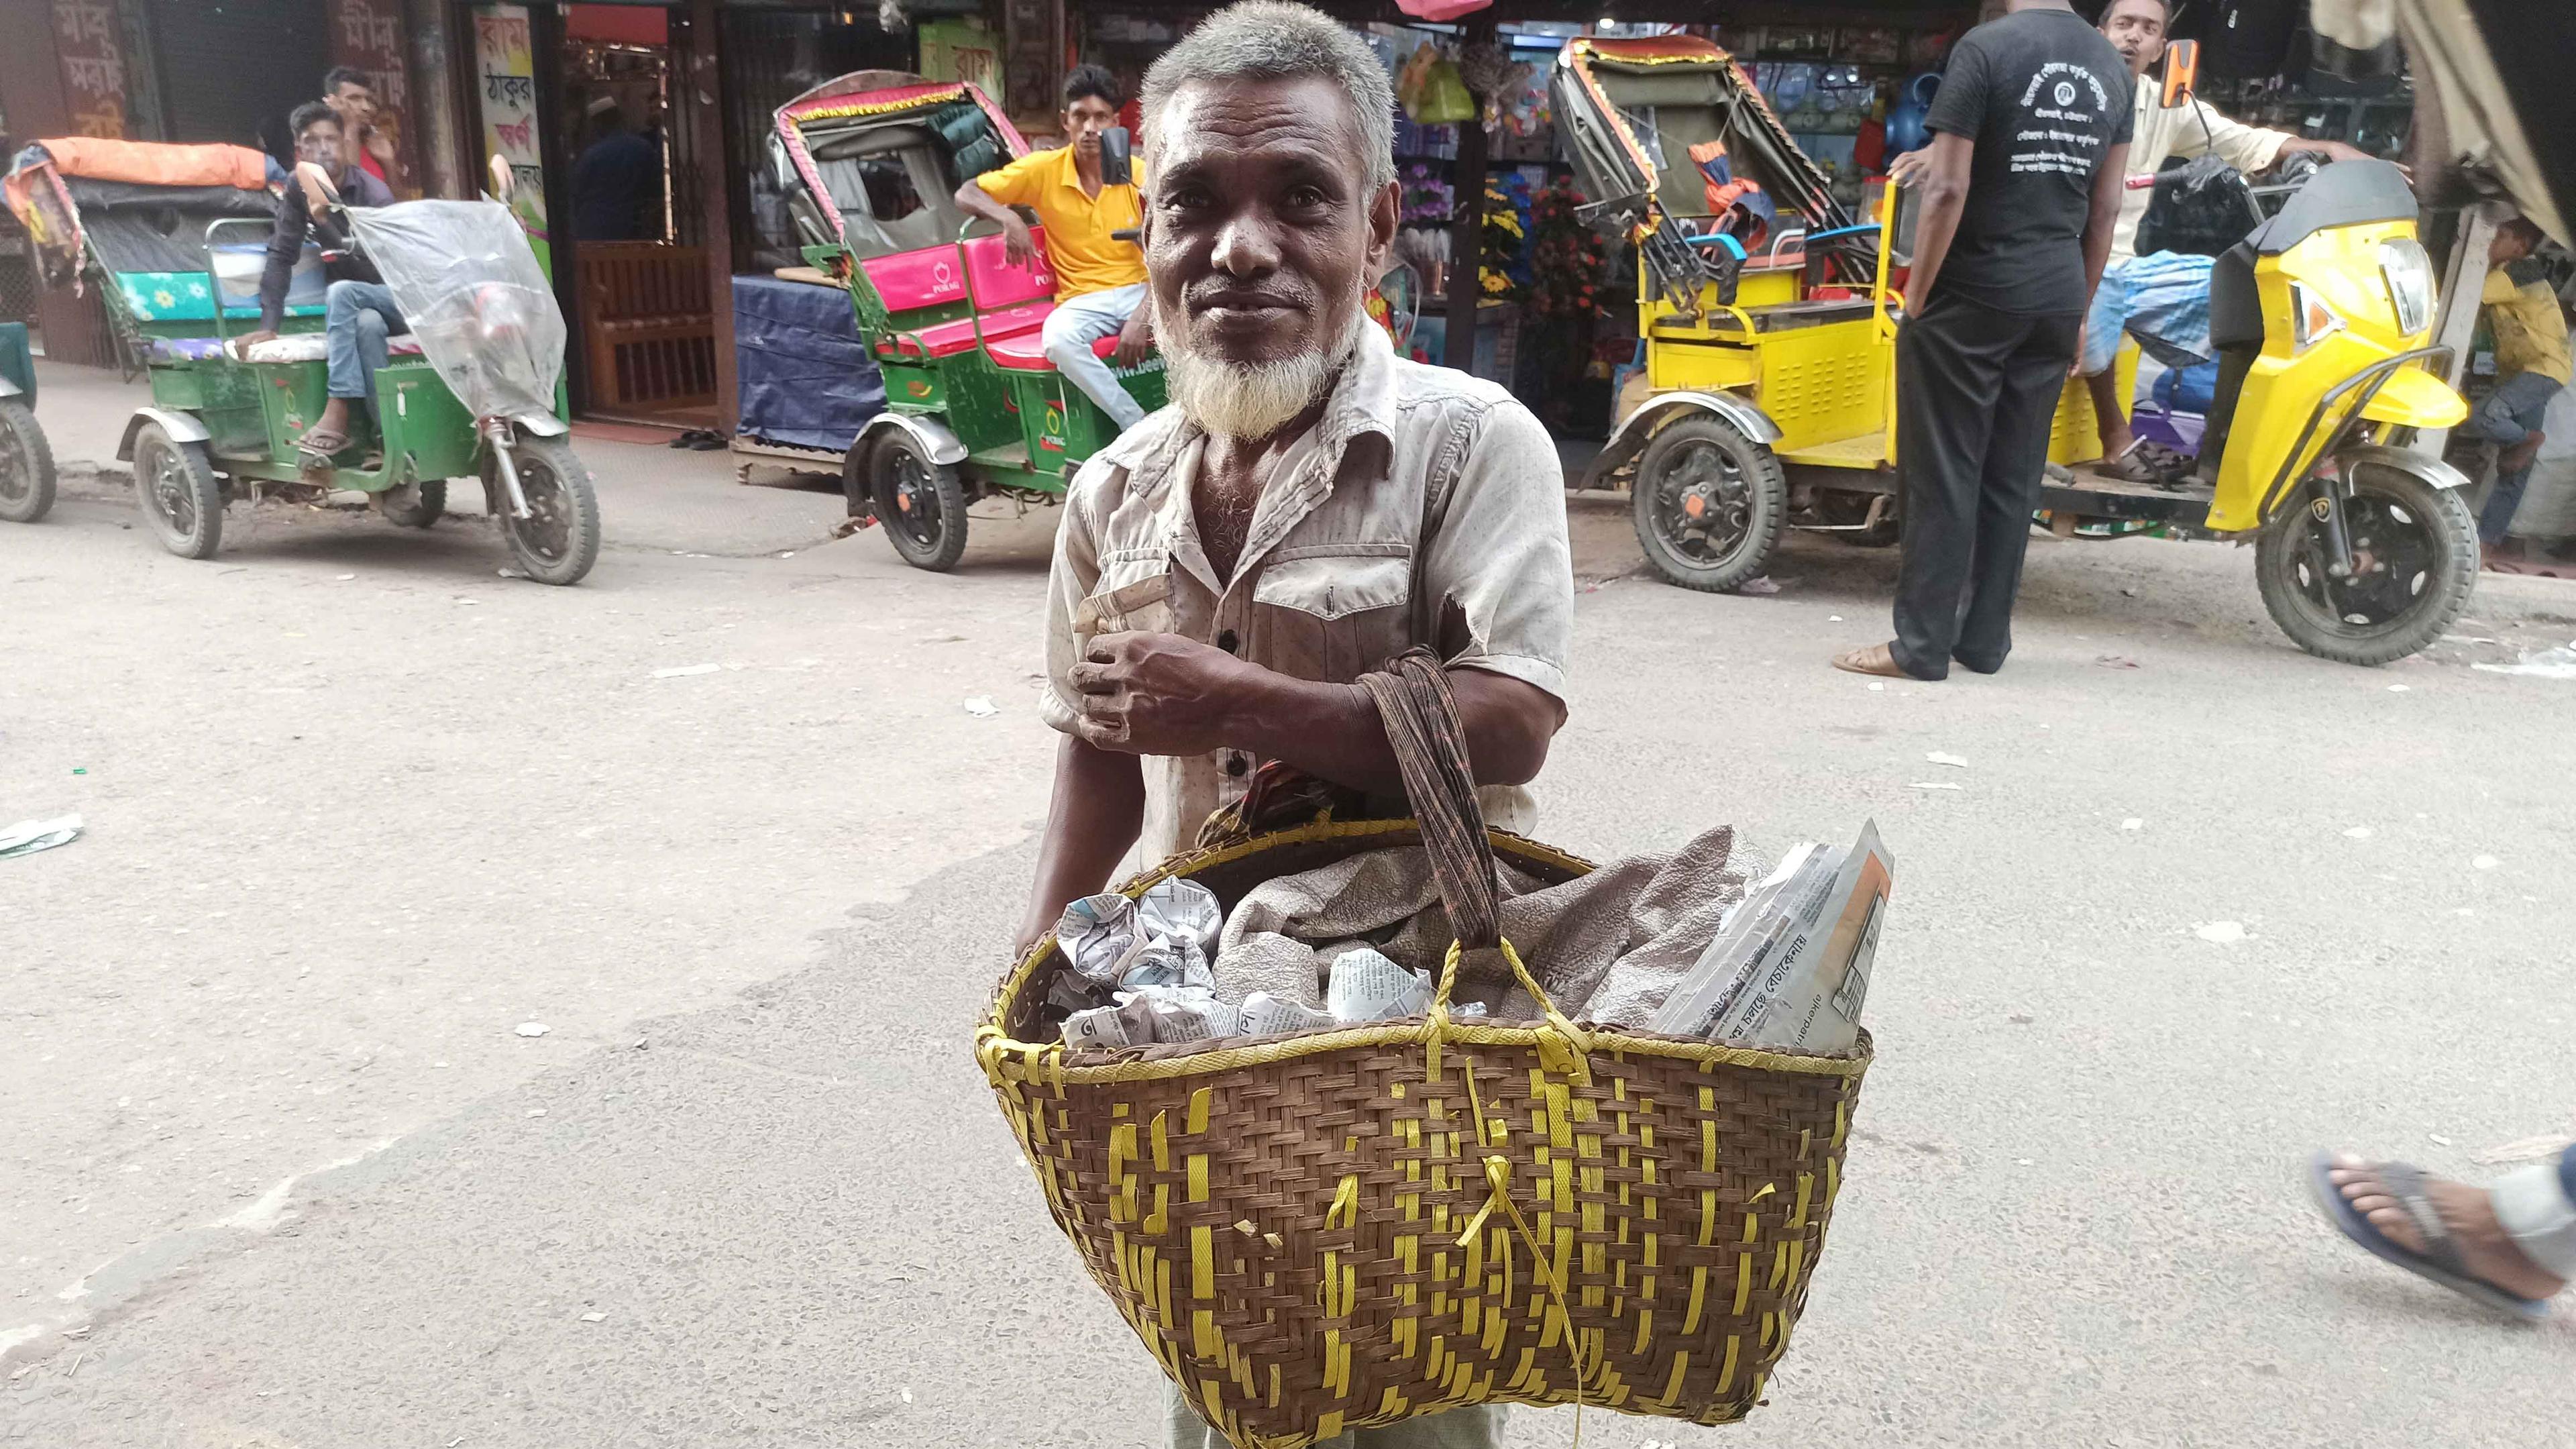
2010 61 2113 175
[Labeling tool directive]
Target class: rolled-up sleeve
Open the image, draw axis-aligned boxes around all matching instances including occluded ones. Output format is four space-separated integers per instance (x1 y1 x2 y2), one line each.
1040 458 1112 734
1423 399 1572 702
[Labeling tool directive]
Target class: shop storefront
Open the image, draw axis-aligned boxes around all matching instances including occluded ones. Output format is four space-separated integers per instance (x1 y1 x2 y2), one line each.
1065 0 2424 442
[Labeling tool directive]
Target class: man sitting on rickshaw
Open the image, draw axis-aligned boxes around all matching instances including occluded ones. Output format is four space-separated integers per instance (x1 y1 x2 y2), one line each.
234 101 402 468
953 64 1153 433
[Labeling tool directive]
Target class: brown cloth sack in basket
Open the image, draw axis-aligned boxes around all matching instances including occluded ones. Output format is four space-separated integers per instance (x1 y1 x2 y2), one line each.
977 650 1870 1449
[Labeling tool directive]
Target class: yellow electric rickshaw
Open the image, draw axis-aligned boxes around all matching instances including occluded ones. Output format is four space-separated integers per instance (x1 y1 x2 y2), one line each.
1558 36 2475 665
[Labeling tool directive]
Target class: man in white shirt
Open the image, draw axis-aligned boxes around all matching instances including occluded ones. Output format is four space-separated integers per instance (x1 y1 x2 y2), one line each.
2080 0 2371 474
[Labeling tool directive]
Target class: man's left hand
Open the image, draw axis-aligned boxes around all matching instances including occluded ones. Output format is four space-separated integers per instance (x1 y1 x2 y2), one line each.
1069 631 1248 757
1110 311 1154 368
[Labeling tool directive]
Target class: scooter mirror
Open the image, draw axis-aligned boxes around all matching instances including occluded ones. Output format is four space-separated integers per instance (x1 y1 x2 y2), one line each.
488 152 515 202
1100 126 1132 188
2161 39 2200 109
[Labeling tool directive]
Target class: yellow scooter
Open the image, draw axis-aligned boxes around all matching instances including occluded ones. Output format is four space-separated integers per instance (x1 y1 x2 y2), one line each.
2120 154 2477 663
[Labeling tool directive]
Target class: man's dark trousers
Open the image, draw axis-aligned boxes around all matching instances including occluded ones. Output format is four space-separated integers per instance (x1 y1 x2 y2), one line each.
1890 292 2084 680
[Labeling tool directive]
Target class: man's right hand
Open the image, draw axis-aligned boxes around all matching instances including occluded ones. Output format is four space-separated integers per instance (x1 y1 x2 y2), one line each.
1002 214 1037 268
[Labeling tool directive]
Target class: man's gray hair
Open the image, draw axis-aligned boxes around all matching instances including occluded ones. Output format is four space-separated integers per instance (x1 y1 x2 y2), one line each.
1140 1 1396 189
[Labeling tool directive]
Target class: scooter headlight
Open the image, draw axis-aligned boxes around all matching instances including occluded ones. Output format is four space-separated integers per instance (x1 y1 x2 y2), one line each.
2379 237 2435 336
2289 282 2345 353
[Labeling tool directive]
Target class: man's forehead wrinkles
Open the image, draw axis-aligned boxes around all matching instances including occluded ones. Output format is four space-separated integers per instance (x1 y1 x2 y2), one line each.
1154 119 1350 175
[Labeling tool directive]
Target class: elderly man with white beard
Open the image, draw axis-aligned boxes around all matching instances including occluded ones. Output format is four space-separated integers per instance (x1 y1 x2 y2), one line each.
1016 0 1572 936
1012 10 1570 1436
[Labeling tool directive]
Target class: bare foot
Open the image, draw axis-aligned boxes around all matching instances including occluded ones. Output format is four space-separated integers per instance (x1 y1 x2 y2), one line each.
1831 642 1918 679
2097 423 2137 465
2326 1154 2567 1301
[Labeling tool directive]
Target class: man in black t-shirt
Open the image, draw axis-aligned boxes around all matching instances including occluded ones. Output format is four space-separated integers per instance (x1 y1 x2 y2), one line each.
1835 0 2131 682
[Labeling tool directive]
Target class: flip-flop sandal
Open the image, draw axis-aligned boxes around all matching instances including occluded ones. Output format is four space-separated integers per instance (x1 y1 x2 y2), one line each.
2092 442 2169 485
297 426 350 470
1831 643 1917 680
2306 1152 2551 1320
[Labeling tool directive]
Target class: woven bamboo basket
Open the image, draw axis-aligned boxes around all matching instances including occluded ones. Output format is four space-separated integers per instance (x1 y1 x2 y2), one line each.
975 655 1870 1448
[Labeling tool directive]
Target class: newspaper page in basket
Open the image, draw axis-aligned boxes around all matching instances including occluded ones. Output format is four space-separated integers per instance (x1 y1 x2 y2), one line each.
1652 821 1891 1053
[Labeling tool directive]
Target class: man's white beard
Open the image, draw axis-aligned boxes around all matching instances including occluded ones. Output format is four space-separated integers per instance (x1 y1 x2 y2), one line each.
1157 305 1366 441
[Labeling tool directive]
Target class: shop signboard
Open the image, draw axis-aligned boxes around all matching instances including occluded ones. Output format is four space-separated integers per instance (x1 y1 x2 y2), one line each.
52 0 127 140
919 19 1000 95
474 4 550 275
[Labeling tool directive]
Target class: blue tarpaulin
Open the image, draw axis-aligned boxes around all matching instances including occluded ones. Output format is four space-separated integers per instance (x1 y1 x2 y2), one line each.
733 274 881 452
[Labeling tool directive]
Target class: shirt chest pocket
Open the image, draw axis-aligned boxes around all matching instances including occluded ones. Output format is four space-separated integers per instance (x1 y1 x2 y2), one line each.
1076 559 1175 643
1250 547 1415 683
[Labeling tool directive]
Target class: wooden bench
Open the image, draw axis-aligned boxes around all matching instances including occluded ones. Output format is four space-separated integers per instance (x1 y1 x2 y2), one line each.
576 242 716 416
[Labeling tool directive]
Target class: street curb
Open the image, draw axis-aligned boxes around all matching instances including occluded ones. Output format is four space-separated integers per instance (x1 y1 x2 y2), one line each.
2465 569 2576 625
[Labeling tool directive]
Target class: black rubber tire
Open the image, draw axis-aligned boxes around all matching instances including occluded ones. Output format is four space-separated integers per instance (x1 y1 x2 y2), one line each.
132 420 225 559
487 436 601 586
869 429 968 572
1631 415 1786 592
0 398 56 524
382 476 446 528
2255 457 2478 666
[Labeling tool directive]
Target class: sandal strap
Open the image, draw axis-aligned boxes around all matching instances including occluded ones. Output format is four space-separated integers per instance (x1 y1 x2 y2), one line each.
2375 1161 2469 1277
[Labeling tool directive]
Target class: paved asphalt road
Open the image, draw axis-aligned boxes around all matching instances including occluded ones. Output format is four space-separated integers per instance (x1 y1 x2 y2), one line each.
6 421 2575 1447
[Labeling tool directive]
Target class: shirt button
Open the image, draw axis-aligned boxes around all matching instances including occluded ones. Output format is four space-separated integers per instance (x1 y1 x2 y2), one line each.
1217 629 1238 653
1226 754 1249 777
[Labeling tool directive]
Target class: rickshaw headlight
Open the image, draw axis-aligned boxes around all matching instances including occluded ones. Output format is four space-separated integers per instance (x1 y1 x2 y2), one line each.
2379 238 2434 336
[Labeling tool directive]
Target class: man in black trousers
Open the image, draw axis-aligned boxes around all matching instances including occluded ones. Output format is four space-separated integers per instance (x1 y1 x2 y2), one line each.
1835 0 2131 681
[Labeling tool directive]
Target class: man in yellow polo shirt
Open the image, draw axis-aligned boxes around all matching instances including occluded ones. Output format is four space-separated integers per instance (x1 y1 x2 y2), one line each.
955 65 1152 431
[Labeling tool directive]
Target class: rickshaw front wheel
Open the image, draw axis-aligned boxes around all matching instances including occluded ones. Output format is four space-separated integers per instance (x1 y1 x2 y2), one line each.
489 436 601 586
868 429 968 572
132 420 224 560
1631 415 1785 593
0 399 57 524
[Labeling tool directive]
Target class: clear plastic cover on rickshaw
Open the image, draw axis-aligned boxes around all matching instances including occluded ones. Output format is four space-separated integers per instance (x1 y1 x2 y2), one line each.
345 200 566 424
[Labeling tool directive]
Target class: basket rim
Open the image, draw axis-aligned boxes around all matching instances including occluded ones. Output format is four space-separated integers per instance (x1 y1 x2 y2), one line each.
981 816 1874 1086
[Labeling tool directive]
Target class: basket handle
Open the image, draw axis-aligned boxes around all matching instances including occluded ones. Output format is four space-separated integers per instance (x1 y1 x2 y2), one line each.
1360 649 1595 1081
1357 649 1503 950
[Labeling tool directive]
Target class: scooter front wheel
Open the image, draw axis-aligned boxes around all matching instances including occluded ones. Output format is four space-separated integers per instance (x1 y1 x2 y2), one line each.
0 398 56 524
2255 456 2477 665
488 436 601 586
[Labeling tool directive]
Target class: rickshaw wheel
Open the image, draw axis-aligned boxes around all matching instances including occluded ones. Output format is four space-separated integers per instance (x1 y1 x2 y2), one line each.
2255 456 2477 665
868 430 967 572
132 420 224 560
382 477 446 528
488 436 601 586
0 399 56 524
1631 415 1785 592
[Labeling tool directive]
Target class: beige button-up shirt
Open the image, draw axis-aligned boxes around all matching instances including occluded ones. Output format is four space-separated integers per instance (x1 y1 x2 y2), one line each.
1040 324 1574 863
2115 71 2294 261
